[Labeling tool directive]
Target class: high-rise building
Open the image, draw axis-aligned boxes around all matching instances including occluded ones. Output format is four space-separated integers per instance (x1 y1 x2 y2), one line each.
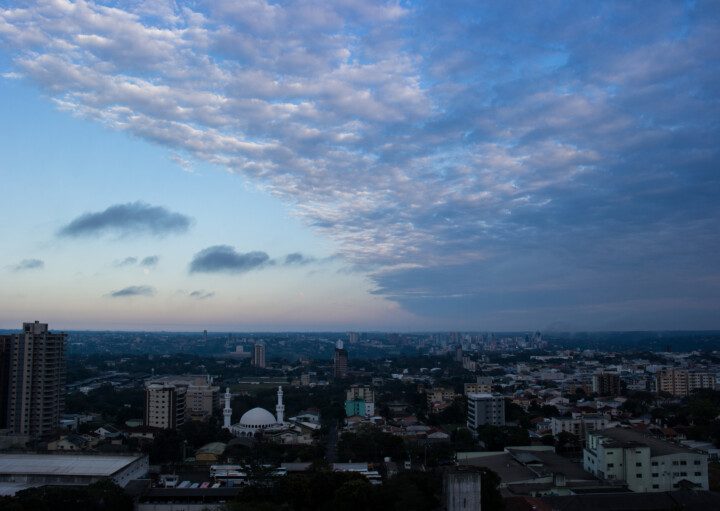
591 372 623 396
467 393 505 432
345 385 375 417
144 383 186 429
656 368 715 396
333 340 348 379
252 343 266 368
347 332 359 344
0 321 66 437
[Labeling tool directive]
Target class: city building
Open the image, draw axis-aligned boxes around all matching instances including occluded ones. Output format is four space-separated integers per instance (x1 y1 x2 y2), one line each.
427 387 457 412
147 375 220 421
583 427 709 492
592 372 623 396
464 376 493 395
348 332 359 344
144 383 187 429
467 393 505 431
228 386 288 438
656 368 716 397
0 321 66 437
0 453 148 495
551 414 611 439
252 343 266 368
333 341 348 379
344 385 375 417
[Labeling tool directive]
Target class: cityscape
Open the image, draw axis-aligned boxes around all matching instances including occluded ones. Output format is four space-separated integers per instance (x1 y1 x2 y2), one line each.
1 1 719 511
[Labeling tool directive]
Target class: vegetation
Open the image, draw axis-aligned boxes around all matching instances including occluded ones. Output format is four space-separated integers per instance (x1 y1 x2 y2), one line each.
0 480 132 511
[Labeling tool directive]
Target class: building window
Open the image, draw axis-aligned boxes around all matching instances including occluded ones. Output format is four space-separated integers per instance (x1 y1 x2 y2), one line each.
695 460 701 465
636 462 642 467
652 473 658 477
673 461 679 466
652 484 659 489
680 461 687 466
607 463 614 468
636 474 642 478
652 461 658 466
695 472 702 476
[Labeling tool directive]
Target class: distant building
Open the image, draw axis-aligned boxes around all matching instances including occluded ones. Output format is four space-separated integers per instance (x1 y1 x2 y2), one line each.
146 375 219 421
551 414 610 440
583 427 708 492
467 393 505 431
0 321 67 437
333 341 348 379
592 372 623 396
444 467 482 511
656 368 715 397
252 343 266 368
144 383 186 429
427 387 457 412
345 385 375 417
464 376 492 395
348 332 359 344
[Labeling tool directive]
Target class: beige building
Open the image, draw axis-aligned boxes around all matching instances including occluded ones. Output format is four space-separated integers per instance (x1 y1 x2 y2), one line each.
1 321 66 437
464 376 492 395
252 343 266 368
144 383 186 429
146 375 219 422
656 368 715 396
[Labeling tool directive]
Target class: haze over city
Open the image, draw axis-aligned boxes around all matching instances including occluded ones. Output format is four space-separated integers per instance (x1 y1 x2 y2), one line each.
1 0 719 331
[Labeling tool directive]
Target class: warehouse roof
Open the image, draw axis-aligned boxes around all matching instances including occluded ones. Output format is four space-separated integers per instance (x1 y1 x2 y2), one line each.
0 454 144 477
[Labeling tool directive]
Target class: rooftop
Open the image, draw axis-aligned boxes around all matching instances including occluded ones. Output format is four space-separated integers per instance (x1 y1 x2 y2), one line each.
594 427 698 457
0 454 143 477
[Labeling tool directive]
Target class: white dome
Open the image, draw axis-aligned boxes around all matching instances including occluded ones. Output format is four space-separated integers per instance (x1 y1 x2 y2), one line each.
239 407 277 428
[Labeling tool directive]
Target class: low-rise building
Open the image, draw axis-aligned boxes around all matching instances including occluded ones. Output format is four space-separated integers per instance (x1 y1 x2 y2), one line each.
583 427 708 492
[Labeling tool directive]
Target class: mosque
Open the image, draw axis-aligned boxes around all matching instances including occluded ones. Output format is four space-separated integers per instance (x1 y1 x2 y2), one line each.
223 386 288 437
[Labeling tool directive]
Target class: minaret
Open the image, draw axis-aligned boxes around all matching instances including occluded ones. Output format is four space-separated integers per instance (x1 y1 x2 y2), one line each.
276 386 285 424
223 387 232 429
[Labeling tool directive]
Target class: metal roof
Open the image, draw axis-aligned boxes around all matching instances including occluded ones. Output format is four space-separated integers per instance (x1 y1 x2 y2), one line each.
0 454 143 477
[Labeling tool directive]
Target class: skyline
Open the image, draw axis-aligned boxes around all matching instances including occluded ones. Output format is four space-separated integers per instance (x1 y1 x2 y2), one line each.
1 1 719 331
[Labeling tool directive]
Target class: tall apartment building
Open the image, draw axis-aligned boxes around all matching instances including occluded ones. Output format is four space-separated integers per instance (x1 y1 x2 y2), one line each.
252 343 266 368
584 427 708 492
656 368 716 396
592 372 623 396
467 393 505 432
0 322 66 437
333 341 348 379
345 385 375 417
144 383 187 429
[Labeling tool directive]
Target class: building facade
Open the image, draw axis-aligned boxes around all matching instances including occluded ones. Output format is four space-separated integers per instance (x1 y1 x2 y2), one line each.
333 341 348 379
467 393 505 431
144 383 187 429
551 414 610 439
1 321 66 437
583 427 708 492
464 376 493 395
656 368 716 397
252 343 266 368
592 372 623 396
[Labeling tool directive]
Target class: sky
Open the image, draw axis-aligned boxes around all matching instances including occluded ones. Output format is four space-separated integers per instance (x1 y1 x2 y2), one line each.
0 0 718 332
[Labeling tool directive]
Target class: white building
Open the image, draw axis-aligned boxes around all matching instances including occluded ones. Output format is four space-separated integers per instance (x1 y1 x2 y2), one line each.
551 413 611 439
467 393 505 431
227 386 288 438
583 427 708 492
144 383 186 429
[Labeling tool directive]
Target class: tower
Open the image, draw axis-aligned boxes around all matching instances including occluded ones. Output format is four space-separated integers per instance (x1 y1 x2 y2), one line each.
276 386 284 424
333 340 348 379
1 321 66 437
223 387 232 429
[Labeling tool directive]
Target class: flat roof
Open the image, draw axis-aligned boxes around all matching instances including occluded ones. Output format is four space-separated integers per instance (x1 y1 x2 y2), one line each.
0 454 144 477
595 427 697 457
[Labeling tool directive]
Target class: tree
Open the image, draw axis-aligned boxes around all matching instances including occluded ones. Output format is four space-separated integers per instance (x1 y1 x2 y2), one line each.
1 479 132 511
480 468 504 511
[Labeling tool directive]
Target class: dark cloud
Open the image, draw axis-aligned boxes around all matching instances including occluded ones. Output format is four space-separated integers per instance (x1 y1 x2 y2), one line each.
189 290 215 300
109 285 156 298
58 202 192 238
284 252 315 266
115 257 138 267
189 245 271 274
12 259 44 271
140 255 159 267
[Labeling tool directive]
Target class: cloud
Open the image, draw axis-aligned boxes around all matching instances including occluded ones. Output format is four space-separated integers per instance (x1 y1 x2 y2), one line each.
115 257 138 267
58 202 192 238
12 259 44 271
140 255 159 267
284 252 316 266
1 1 719 327
189 245 271 274
109 285 156 298
189 290 215 300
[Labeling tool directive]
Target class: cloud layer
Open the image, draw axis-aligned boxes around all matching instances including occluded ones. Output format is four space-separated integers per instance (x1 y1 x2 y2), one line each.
12 259 44 272
59 202 191 238
189 245 271 274
2 1 719 327
109 285 156 298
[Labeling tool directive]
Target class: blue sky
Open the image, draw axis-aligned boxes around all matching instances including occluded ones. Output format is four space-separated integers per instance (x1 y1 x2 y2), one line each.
0 1 718 331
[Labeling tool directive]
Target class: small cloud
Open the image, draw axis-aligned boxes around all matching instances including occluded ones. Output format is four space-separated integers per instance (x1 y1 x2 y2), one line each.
189 290 215 300
58 201 192 238
12 259 44 271
140 255 159 267
189 245 271 274
284 252 316 266
170 153 194 172
115 256 138 267
1 71 22 80
109 285 156 298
